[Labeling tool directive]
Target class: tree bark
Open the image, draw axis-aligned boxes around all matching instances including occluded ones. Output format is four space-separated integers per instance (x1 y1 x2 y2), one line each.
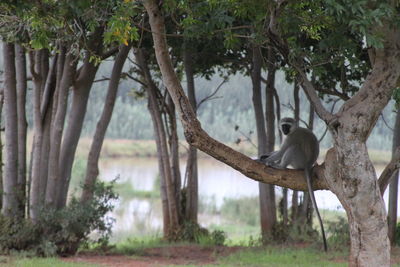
15 44 27 217
388 109 400 244
81 44 131 202
182 45 198 223
1 43 20 218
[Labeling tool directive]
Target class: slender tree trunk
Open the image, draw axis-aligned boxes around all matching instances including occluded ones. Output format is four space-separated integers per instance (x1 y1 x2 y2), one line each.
81 44 130 202
183 45 198 223
166 94 182 221
388 109 400 244
251 45 275 238
45 54 77 208
2 43 20 218
0 92 4 210
135 48 180 238
15 44 27 217
261 46 277 238
291 81 300 222
29 50 45 221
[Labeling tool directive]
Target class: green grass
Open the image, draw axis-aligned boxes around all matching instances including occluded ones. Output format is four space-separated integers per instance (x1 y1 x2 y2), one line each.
2 257 96 267
111 236 167 255
169 247 347 267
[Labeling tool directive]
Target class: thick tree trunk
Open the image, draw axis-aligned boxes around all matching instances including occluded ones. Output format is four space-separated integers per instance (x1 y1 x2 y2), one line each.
388 109 400 244
45 54 77 208
183 45 198 223
81 44 130 202
135 48 180 238
15 44 27 216
323 45 400 265
2 43 20 218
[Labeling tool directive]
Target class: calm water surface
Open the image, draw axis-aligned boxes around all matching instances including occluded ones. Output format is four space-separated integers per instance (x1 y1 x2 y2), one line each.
98 156 387 240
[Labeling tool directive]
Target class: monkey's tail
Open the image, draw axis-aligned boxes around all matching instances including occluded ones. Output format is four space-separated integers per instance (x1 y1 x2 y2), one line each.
305 167 328 252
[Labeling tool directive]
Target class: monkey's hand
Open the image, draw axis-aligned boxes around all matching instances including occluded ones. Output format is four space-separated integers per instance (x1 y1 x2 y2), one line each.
258 154 270 163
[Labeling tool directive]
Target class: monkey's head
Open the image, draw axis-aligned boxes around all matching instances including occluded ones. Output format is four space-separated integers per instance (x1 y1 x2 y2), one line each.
279 117 297 135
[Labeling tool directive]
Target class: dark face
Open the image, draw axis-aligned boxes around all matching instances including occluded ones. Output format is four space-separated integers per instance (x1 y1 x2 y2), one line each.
281 124 291 135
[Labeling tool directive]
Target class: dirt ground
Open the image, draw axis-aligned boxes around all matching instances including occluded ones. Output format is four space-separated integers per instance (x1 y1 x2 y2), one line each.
62 245 242 267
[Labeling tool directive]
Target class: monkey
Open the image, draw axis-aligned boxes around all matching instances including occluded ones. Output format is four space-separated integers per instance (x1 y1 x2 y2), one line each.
259 117 327 252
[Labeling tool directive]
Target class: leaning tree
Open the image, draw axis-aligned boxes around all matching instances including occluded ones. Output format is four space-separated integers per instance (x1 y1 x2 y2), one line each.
142 0 400 266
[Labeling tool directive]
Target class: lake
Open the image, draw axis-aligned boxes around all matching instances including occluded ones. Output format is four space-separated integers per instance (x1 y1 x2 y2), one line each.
97 156 388 241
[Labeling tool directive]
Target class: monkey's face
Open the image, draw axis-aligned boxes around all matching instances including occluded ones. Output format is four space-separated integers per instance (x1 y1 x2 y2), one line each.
281 123 291 135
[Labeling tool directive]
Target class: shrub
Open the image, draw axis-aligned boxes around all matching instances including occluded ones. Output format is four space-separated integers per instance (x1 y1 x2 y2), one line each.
326 217 350 250
0 181 118 256
176 221 226 246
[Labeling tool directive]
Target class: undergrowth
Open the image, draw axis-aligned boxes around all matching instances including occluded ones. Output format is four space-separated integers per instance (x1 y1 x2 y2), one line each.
0 181 117 256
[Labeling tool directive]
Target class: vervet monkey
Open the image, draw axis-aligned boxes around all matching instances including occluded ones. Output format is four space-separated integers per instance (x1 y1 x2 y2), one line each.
259 117 327 252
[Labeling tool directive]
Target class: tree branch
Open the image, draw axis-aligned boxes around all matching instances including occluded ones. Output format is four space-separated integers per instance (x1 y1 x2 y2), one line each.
196 78 226 110
378 147 400 196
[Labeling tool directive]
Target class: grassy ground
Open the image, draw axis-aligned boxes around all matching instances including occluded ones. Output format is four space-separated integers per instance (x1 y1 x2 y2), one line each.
1 256 96 267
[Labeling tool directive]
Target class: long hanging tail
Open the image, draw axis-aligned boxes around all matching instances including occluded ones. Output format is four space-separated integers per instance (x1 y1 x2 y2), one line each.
305 167 328 252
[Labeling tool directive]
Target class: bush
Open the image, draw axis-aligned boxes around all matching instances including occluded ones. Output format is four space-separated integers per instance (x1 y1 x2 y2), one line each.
0 181 118 256
326 217 350 250
176 221 226 246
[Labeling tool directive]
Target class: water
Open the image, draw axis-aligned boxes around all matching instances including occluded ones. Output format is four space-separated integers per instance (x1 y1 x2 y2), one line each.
98 156 388 240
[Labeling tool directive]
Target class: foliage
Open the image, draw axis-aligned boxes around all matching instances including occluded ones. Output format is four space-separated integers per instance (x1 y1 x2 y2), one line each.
326 217 350 250
393 222 400 247
0 181 117 256
177 221 226 246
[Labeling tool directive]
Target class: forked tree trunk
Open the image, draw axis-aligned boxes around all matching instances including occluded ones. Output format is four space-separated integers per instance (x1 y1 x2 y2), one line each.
182 45 198 223
322 49 400 265
388 109 400 243
57 61 99 208
58 30 103 207
81 44 130 202
45 54 77 208
2 43 20 218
